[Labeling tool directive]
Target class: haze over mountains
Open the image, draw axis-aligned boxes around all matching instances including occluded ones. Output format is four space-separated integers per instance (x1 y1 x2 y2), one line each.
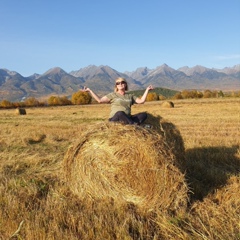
0 64 239 102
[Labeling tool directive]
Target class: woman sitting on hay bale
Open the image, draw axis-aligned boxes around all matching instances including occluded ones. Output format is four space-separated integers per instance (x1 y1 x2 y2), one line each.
82 77 153 125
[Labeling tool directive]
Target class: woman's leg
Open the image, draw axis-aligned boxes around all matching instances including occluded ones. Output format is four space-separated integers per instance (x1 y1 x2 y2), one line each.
131 112 147 124
109 111 135 124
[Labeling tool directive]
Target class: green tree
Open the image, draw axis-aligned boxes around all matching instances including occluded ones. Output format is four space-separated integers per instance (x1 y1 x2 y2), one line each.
218 90 224 98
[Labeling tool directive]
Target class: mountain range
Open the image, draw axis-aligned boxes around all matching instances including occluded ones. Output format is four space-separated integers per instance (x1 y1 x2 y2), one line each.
0 64 239 102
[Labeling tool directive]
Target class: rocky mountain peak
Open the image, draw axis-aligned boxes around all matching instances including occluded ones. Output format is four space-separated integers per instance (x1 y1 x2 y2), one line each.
43 67 67 76
0 64 239 102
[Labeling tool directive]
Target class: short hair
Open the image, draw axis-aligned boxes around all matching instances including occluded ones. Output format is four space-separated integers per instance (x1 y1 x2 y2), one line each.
114 77 128 92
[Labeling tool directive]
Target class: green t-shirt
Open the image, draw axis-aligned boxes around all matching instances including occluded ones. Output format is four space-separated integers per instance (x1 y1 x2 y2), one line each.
106 92 138 118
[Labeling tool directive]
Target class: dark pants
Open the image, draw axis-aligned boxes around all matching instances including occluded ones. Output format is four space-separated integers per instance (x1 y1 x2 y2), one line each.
109 111 147 125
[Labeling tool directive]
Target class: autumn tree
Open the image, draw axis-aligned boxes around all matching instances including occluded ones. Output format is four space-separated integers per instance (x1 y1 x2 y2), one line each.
13 101 25 108
48 96 59 106
180 90 189 99
0 100 13 108
196 91 203 98
235 91 240 97
24 97 40 107
181 90 198 99
146 92 158 101
48 96 72 106
58 96 72 105
190 90 200 98
159 94 166 100
203 90 212 98
211 90 218 98
173 93 183 99
71 91 92 105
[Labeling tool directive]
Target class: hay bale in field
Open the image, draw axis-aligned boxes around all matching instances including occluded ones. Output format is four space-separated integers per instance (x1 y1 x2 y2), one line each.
15 108 26 115
144 113 186 171
161 101 174 108
160 119 186 171
63 122 188 213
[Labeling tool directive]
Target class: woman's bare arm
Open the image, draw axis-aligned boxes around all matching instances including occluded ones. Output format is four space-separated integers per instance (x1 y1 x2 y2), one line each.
82 87 110 103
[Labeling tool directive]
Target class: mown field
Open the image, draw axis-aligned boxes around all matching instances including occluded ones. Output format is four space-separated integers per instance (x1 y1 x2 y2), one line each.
0 98 239 240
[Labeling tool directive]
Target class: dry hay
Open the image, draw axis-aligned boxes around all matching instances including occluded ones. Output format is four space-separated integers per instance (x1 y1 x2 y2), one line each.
63 120 188 213
144 113 186 171
189 176 240 237
15 108 26 115
161 101 174 108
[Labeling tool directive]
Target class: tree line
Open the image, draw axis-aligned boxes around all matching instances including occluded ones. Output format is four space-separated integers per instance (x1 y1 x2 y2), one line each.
0 89 239 109
0 92 91 109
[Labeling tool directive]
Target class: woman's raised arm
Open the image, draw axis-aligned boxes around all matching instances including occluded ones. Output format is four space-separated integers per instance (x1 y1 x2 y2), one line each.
135 85 154 104
82 87 110 103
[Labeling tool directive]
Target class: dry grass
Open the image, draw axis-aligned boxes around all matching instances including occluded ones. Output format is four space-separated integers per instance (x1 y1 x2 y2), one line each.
0 98 239 239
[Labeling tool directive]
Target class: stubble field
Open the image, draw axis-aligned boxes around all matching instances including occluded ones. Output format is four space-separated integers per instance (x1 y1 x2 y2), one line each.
0 98 239 239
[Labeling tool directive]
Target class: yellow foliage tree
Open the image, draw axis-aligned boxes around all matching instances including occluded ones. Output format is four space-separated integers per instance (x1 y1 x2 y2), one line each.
146 92 158 101
173 93 183 99
203 90 212 98
181 90 193 99
24 97 40 107
0 100 13 108
60 96 72 105
71 91 92 105
48 96 72 106
181 90 203 99
159 94 166 100
48 96 59 106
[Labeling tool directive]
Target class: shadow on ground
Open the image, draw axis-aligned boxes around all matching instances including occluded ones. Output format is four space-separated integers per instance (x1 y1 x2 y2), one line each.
185 145 240 202
145 113 240 203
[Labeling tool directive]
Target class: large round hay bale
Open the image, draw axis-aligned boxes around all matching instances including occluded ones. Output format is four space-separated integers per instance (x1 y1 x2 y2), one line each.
159 118 186 171
63 122 188 213
15 108 26 115
161 101 174 108
144 113 186 171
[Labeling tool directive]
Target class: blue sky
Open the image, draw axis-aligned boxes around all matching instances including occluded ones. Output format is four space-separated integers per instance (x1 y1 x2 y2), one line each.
0 0 240 76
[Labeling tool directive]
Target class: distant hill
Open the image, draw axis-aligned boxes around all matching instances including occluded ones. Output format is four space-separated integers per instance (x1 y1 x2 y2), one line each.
0 64 239 102
128 87 178 98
